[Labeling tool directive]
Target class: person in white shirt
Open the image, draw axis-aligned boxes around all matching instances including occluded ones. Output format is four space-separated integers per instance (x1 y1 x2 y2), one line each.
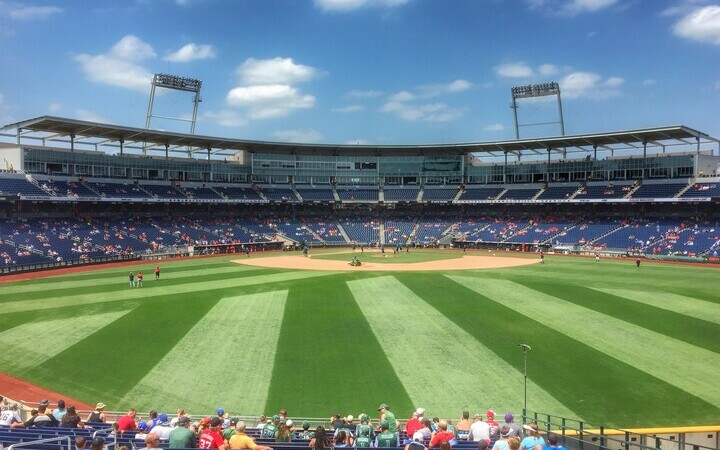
0 404 22 426
468 414 491 444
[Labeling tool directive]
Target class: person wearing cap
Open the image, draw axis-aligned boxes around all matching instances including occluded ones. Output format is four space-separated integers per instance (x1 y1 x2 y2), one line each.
23 401 59 427
86 403 107 424
199 417 227 450
503 414 522 439
456 411 471 438
429 420 455 448
406 411 422 442
374 420 398 448
134 421 150 441
354 414 374 448
223 418 239 441
468 414 490 444
60 405 84 429
377 404 398 433
485 411 499 440
519 423 544 450
298 421 315 441
405 434 427 450
53 399 67 421
153 413 174 440
260 415 279 439
145 432 162 450
169 416 197 449
228 420 272 450
117 409 138 434
0 403 21 426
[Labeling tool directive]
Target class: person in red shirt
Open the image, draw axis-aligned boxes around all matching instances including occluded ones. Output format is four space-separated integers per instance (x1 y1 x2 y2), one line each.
429 420 455 448
199 417 227 450
405 411 423 441
485 410 499 441
117 409 137 434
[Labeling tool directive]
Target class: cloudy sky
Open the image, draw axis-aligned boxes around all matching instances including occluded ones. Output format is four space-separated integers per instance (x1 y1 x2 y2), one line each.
1 0 719 145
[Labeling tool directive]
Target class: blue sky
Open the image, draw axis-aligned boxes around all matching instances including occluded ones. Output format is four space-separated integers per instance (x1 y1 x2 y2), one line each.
1 0 719 145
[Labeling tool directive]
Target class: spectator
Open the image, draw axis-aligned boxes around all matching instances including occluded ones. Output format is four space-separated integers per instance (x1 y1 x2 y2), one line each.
153 413 174 440
334 431 349 448
146 433 162 450
86 403 107 424
492 427 513 450
309 426 332 450
277 420 294 443
117 409 138 434
0 404 22 427
53 400 67 421
198 417 227 450
468 414 490 444
503 414 522 439
169 416 197 449
61 406 83 429
75 436 87 450
406 411 423 441
91 437 106 450
537 433 566 450
485 411 499 441
520 423 544 450
429 420 455 448
260 415 279 439
377 404 398 433
24 401 58 427
298 421 315 441
405 435 427 450
456 411 471 438
375 420 398 448
228 420 271 450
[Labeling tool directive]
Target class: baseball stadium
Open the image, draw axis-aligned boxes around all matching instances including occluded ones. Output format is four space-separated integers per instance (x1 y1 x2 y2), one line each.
0 112 718 450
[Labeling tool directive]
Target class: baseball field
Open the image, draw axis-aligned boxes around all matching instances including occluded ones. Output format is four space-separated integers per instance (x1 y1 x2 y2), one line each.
0 249 718 429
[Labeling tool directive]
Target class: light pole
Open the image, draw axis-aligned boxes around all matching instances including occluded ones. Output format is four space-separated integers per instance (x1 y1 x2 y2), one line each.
519 344 532 417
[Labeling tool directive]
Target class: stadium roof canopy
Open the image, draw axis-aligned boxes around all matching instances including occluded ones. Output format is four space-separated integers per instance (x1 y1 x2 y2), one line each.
1 116 718 159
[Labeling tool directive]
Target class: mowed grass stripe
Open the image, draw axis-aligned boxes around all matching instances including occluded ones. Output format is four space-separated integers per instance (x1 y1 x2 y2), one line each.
265 275 412 416
451 276 720 408
0 270 338 315
120 291 288 413
0 310 132 372
347 275 580 421
0 264 263 298
593 288 720 325
514 281 720 354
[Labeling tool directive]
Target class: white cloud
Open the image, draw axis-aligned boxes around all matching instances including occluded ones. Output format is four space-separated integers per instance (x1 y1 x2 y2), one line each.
273 129 323 143
560 71 624 99
236 57 318 85
203 110 247 127
642 79 656 86
495 62 534 78
164 43 216 62
381 100 466 122
672 5 720 45
345 139 371 145
538 64 559 76
525 0 619 16
484 123 505 132
314 0 410 12
418 79 473 96
346 89 383 98
75 35 155 93
332 105 365 113
226 84 315 119
1 2 62 20
48 103 62 113
587 31 598 38
75 109 108 123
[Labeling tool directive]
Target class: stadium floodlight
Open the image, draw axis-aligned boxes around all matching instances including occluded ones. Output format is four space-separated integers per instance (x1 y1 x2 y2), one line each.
145 73 203 138
510 82 565 139
519 343 532 416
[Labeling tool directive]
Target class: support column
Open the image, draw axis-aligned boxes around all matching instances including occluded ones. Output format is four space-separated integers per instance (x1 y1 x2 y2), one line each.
165 143 169 160
547 148 552 182
503 151 508 184
119 139 124 156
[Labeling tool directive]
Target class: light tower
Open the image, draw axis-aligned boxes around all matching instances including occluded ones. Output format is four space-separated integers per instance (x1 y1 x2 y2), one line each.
510 82 565 139
145 73 203 135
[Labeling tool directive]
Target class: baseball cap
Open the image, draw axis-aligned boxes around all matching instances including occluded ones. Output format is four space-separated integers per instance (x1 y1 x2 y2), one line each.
286 419 294 427
39 399 50 406
272 415 280 422
346 415 354 422
201 417 211 426
377 403 389 411
210 417 223 427
359 414 368 422
216 408 225 415
138 421 148 431
379 420 389 429
158 413 169 423
415 407 425 416
91 437 105 448
486 410 495 419
474 414 482 419
523 423 539 433
96 402 106 409
504 413 513 422
178 417 190 425
302 420 310 429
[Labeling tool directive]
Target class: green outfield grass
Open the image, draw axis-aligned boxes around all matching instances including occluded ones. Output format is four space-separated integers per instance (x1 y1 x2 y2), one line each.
0 251 718 428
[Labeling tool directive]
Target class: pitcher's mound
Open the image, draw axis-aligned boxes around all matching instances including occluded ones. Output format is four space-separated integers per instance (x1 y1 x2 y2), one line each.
232 254 537 271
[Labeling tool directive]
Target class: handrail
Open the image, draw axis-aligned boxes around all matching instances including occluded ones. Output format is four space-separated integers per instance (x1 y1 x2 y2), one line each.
8 435 72 450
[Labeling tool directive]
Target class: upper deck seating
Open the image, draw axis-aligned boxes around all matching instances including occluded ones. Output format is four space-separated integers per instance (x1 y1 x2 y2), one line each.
89 182 151 198
629 183 685 199
215 186 264 201
384 188 420 202
575 183 633 199
141 184 188 199
680 182 720 198
296 187 335 201
457 187 503 201
422 188 458 202
0 178 49 196
537 185 579 200
337 187 379 201
261 187 299 202
499 188 540 200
